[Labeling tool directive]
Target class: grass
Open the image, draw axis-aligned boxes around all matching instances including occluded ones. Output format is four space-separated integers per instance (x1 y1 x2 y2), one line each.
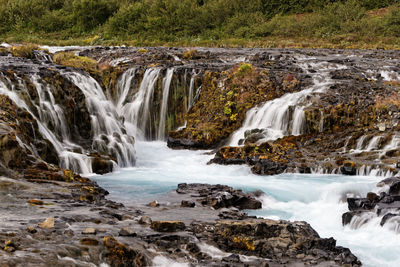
376 92 400 111
53 52 100 73
9 44 40 59
2 34 400 50
1 3 399 50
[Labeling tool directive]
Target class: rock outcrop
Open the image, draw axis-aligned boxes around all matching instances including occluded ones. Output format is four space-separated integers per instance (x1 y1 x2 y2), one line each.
342 177 400 230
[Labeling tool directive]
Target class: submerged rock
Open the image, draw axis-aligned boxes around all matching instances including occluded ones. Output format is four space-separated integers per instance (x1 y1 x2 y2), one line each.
343 176 400 230
119 227 137 237
151 221 186 232
38 217 55 229
176 183 262 210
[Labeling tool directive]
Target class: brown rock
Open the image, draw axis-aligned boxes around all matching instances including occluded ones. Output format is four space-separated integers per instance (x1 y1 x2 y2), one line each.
38 217 54 229
148 200 159 207
103 236 148 266
28 199 44 205
80 238 99 246
82 227 96 235
4 246 15 252
119 227 136 237
139 216 152 225
27 226 37 234
151 221 185 232
366 192 379 202
181 200 195 208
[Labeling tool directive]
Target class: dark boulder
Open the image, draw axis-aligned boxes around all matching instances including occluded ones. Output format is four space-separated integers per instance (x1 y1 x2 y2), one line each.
251 160 287 175
176 183 262 210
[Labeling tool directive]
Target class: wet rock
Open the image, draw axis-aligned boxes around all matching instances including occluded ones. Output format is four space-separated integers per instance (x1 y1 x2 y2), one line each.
244 132 265 145
38 217 55 229
251 160 287 175
208 219 360 266
80 238 99 246
103 236 149 266
343 177 400 231
148 200 159 207
340 161 356 176
82 227 97 235
389 181 400 195
4 246 15 253
366 192 379 202
177 183 262 210
222 253 241 263
91 155 114 175
378 123 386 132
380 213 398 226
139 216 152 225
181 200 195 208
167 137 205 149
26 226 37 234
27 199 44 205
151 221 186 232
119 227 136 237
342 211 357 225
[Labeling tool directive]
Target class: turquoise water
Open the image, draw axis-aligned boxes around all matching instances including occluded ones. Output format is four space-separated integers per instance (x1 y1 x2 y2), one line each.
93 141 400 267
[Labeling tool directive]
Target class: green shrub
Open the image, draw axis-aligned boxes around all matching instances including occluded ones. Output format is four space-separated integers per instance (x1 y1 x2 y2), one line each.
385 7 400 37
72 0 118 32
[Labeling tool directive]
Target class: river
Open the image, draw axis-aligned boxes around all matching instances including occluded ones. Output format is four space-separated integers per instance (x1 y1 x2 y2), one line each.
93 141 400 267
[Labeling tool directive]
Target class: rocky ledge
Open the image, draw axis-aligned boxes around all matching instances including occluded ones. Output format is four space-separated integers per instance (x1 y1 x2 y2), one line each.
342 176 400 231
0 179 360 266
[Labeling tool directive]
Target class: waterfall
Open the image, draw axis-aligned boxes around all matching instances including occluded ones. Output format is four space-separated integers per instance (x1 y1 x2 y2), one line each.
292 106 306 135
121 68 161 139
355 136 367 151
157 68 174 140
0 69 137 174
0 73 94 174
366 136 382 151
228 60 346 146
116 68 136 109
64 71 136 168
30 75 70 140
319 110 324 133
188 70 199 110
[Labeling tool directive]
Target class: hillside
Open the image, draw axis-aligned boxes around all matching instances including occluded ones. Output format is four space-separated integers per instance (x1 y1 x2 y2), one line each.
0 0 399 49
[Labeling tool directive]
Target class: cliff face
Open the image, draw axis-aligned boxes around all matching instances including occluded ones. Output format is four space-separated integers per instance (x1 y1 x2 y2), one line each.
2 45 400 178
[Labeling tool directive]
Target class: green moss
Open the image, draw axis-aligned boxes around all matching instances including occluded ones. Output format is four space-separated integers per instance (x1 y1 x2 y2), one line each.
236 63 253 76
224 106 232 116
53 52 99 73
9 44 39 59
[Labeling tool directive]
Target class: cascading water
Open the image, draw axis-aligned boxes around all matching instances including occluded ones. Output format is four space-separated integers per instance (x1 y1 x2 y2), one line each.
120 68 161 139
64 71 136 168
0 69 137 174
116 67 198 140
116 68 136 110
187 69 200 110
229 60 347 146
157 68 174 140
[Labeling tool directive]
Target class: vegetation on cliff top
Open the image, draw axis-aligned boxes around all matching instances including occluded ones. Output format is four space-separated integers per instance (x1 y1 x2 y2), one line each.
0 0 399 49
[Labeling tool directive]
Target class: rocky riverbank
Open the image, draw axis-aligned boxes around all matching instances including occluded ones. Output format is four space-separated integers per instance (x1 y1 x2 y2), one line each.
0 178 361 266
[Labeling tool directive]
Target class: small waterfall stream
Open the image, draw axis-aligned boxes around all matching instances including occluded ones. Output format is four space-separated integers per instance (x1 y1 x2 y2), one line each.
120 68 161 139
229 60 346 146
157 68 174 140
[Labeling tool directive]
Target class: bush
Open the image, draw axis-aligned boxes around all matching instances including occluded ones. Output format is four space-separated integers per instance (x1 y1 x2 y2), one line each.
72 0 118 32
385 7 400 37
